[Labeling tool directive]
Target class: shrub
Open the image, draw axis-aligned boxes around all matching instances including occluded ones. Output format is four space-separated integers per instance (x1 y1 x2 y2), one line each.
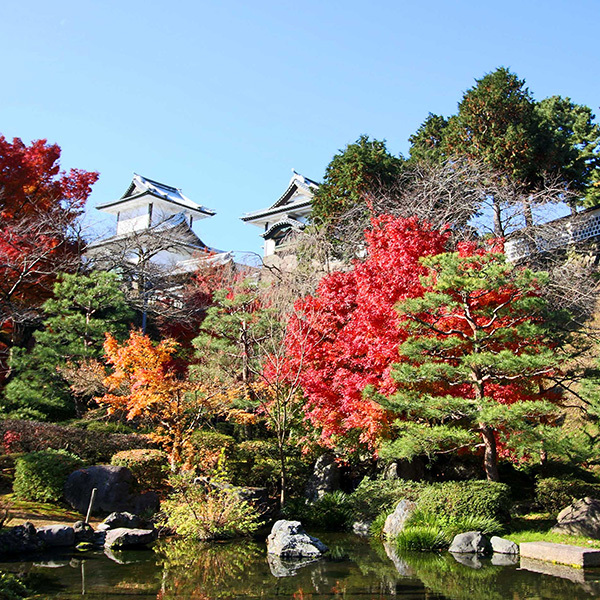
0 572 32 600
535 477 600 513
349 477 425 521
0 420 150 464
159 473 260 540
417 480 511 523
13 450 84 502
285 491 353 530
187 430 236 475
230 440 313 498
397 526 450 551
111 449 168 491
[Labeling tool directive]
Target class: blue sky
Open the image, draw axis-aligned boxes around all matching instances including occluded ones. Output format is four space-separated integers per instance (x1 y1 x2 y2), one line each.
2 0 598 259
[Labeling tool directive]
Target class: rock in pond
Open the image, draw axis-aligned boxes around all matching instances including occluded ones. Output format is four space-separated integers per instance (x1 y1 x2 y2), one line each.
552 497 600 538
382 500 417 540
64 465 159 515
97 511 143 531
104 527 158 550
449 531 492 555
37 525 75 547
0 522 44 556
490 535 519 555
73 520 94 543
267 520 328 559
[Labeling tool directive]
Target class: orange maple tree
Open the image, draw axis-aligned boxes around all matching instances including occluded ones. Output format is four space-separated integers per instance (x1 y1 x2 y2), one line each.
98 330 226 470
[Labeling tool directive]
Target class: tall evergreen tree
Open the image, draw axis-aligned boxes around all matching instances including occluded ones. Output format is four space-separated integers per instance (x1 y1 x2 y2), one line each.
311 135 404 229
2 271 133 420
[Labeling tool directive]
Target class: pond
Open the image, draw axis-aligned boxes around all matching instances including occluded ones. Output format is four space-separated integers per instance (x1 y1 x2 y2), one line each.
3 533 600 599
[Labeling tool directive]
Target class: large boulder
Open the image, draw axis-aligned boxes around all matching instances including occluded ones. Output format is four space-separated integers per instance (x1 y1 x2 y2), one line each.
304 454 340 503
449 531 492 555
97 512 143 531
267 520 328 559
490 535 519 555
37 525 75 547
552 497 600 538
73 521 94 543
104 527 158 549
64 465 159 516
0 522 44 556
382 500 417 540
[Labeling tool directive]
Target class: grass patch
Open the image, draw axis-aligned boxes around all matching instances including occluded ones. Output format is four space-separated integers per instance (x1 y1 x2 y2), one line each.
0 493 83 524
506 530 600 548
506 514 600 548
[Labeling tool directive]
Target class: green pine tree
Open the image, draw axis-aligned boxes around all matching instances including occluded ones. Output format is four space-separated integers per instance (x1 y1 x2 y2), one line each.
2 271 133 420
373 246 567 481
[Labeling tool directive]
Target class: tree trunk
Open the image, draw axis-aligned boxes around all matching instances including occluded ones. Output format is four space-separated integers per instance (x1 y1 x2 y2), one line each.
480 424 499 481
278 442 287 508
492 197 504 237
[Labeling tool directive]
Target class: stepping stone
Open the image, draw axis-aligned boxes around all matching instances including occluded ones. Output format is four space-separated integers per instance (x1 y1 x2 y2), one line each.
520 541 600 568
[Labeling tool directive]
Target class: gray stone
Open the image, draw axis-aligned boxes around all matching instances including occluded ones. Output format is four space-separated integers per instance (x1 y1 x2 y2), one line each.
64 465 159 516
304 454 340 503
97 512 143 531
104 527 158 550
73 521 94 543
266 520 328 559
552 497 600 539
0 522 43 556
520 541 600 568
448 531 492 555
490 535 519 555
36 525 75 547
382 500 417 540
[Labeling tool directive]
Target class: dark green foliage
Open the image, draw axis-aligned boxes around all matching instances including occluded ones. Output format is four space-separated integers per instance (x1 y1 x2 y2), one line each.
417 480 512 523
311 135 404 227
535 477 600 513
376 248 564 481
0 419 150 464
408 113 448 164
2 271 133 420
111 449 169 491
0 572 32 600
535 95 600 207
349 477 425 521
13 450 83 502
231 439 312 498
282 491 352 530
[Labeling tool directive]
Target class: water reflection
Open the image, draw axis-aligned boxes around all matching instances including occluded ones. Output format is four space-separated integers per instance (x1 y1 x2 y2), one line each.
1 534 600 599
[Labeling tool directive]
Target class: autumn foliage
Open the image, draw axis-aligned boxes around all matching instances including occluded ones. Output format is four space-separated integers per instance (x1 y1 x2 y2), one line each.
0 135 98 378
282 216 449 450
98 331 225 469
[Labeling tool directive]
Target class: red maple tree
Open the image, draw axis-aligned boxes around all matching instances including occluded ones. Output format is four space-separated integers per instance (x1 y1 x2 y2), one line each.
282 215 449 452
0 135 98 378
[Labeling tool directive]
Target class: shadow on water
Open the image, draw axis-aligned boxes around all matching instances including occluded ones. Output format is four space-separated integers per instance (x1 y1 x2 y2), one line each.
1 533 600 599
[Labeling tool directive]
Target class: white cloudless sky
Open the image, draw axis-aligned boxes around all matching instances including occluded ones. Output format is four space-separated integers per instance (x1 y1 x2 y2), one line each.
1 0 598 258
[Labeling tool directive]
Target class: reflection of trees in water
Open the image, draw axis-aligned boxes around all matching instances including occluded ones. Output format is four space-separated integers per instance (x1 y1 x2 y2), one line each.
156 538 265 599
402 552 599 600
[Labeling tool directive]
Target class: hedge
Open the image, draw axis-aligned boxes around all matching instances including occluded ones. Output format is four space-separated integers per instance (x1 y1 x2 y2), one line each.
13 450 84 503
111 449 169 491
0 419 151 464
535 477 600 513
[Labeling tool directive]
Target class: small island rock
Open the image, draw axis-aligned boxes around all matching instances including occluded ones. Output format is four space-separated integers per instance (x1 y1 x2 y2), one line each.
267 520 328 559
